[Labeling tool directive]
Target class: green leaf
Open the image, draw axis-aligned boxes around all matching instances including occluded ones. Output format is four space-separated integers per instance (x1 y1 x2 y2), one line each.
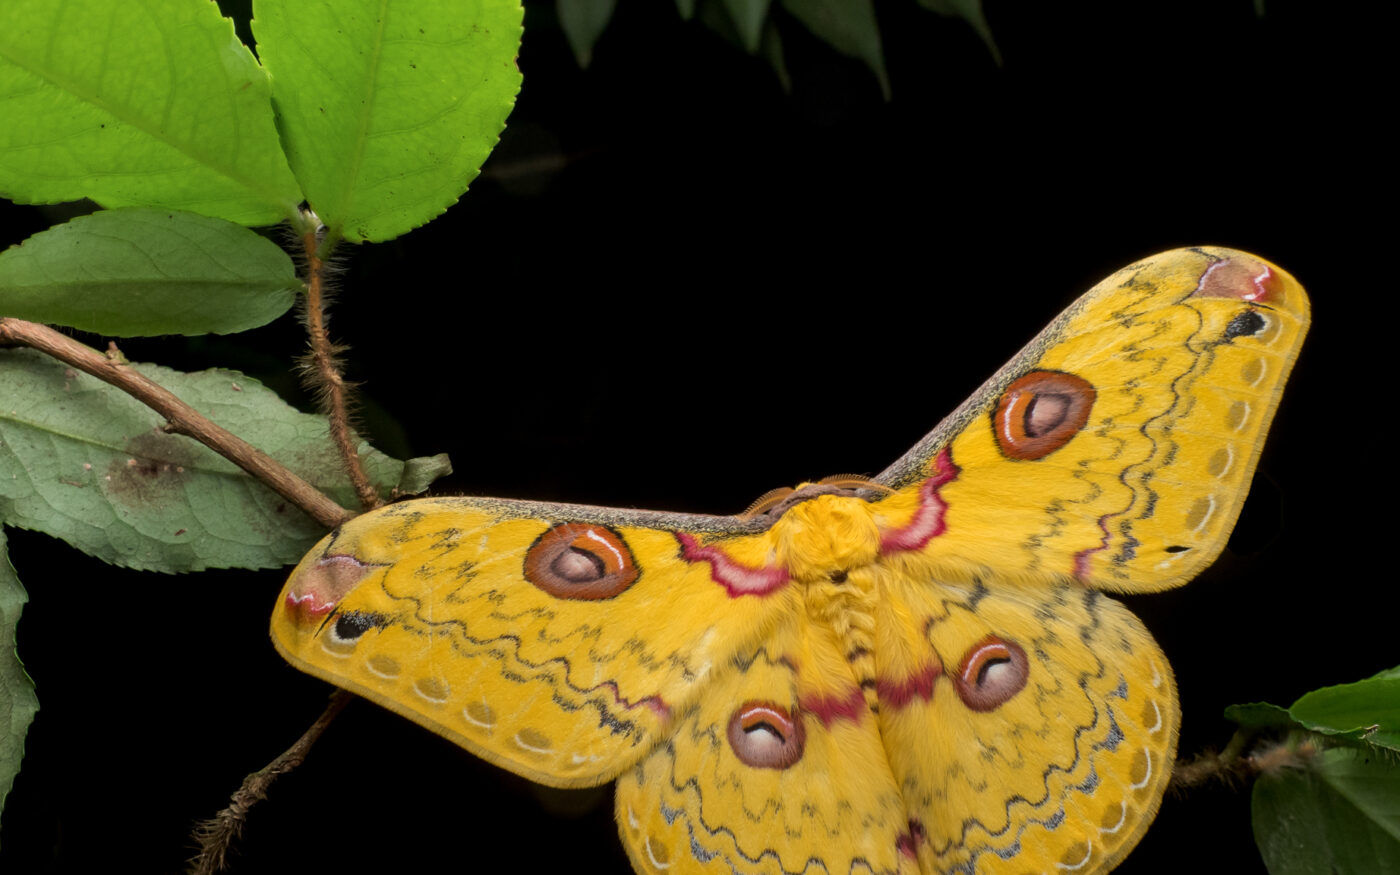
558 0 618 68
674 0 697 20
1225 701 1299 731
779 0 890 100
761 20 793 94
0 528 38 828
0 349 404 572
1254 747 1400 875
253 0 524 244
0 0 301 226
1291 673 1400 752
0 209 299 337
917 0 1002 65
397 453 454 496
722 0 772 53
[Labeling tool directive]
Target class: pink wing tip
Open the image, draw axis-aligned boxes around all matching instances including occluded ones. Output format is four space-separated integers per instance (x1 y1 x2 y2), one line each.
283 554 377 624
1192 256 1284 303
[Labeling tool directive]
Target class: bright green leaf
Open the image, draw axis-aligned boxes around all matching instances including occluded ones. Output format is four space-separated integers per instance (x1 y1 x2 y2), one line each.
253 0 524 244
0 349 404 572
917 0 1002 65
558 0 618 68
0 0 301 226
722 0 772 54
397 454 454 496
0 529 38 828
1291 674 1400 753
0 209 299 337
1254 748 1400 874
780 0 890 99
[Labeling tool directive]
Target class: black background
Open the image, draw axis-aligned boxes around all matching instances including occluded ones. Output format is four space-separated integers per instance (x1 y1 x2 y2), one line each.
0 1 1388 872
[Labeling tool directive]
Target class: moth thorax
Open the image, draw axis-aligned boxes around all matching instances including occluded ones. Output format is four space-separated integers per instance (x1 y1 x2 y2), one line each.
774 494 880 582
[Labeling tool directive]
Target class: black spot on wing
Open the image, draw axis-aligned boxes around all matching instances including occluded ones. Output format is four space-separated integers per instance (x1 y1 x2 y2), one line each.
1225 309 1266 338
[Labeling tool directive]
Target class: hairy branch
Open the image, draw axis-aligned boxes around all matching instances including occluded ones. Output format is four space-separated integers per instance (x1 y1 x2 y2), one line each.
1170 732 1320 791
0 318 354 529
189 690 353 874
299 227 380 510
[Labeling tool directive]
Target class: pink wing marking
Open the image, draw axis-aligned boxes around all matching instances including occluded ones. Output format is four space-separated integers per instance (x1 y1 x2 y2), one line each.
875 663 941 710
674 532 789 596
1072 513 1114 580
880 448 960 553
799 687 865 728
588 680 671 721
896 819 928 860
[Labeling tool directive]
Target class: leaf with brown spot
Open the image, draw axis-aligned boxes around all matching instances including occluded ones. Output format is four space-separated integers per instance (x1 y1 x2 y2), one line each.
0 349 439 572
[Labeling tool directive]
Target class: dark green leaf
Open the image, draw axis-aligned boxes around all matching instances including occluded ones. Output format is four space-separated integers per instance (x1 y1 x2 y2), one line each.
1253 747 1400 875
761 20 793 94
1253 762 1333 875
397 454 454 496
0 350 404 572
1291 673 1400 752
1225 701 1299 731
917 0 1002 65
558 0 618 68
0 529 37 831
780 0 890 99
0 209 299 336
0 0 300 225
722 0 772 53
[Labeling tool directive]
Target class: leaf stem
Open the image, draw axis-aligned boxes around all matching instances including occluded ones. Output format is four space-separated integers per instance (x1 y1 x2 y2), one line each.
189 690 353 874
298 221 379 510
0 318 353 529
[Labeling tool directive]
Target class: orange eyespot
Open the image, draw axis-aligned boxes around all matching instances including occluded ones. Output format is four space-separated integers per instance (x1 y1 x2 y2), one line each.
523 523 639 600
727 701 806 769
992 370 1095 460
953 636 1029 712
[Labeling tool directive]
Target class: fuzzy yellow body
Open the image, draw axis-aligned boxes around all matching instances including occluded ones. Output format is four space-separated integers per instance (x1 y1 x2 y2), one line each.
272 248 1309 874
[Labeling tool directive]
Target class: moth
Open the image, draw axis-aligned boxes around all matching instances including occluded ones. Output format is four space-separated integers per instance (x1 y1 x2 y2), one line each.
273 247 1308 874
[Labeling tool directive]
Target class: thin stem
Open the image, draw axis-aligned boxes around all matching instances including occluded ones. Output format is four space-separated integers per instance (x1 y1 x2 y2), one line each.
0 318 353 529
300 225 380 510
188 691 354 874
1170 728 1257 790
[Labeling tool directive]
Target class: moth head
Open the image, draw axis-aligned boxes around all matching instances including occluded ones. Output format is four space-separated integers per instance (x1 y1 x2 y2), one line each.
774 493 881 581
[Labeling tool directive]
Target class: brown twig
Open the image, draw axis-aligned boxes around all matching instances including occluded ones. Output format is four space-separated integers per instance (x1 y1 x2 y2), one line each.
299 226 380 510
188 691 353 874
1171 731 1320 791
0 317 354 529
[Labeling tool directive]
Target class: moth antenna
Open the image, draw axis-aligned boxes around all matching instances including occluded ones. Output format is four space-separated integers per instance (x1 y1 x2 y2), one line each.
739 486 796 519
818 474 894 495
